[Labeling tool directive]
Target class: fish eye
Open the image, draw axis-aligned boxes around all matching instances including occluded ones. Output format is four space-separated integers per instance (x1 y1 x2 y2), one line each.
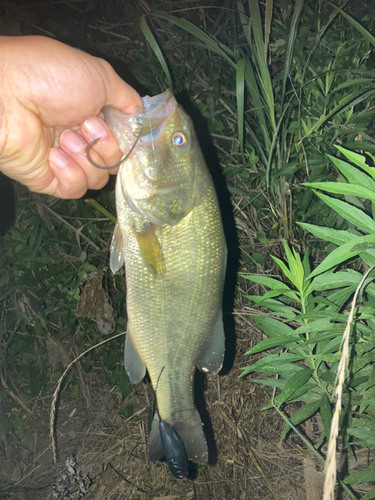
172 132 188 148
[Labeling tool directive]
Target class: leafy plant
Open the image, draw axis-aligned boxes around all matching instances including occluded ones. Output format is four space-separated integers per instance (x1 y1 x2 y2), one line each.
242 147 375 496
138 1 375 240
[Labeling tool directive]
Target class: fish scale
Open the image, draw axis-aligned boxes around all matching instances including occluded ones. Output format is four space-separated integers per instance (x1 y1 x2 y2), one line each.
104 90 226 469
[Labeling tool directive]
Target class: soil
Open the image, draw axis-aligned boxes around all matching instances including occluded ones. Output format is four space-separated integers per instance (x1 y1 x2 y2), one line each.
0 320 312 500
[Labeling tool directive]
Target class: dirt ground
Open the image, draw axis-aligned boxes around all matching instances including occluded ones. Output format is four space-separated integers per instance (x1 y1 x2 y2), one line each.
1 315 315 500
0 1 329 499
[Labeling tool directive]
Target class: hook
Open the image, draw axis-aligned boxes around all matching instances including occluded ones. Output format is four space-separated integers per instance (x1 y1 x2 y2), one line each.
84 119 143 170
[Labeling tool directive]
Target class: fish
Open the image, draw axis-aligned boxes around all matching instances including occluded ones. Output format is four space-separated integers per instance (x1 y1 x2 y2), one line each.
103 89 226 470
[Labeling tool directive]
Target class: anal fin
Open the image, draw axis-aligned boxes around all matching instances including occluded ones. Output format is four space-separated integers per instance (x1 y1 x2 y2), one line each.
197 310 225 374
148 412 164 462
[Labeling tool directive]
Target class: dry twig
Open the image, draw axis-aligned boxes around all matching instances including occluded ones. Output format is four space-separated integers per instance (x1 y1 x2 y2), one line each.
323 265 375 500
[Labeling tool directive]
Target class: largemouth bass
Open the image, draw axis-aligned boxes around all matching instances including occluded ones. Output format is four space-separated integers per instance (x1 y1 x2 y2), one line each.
103 90 226 470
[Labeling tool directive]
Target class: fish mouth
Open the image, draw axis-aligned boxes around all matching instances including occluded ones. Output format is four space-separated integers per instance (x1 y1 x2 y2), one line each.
102 90 177 151
138 90 177 148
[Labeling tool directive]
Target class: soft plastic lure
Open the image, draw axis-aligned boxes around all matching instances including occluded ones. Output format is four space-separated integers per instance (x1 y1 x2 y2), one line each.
155 368 188 479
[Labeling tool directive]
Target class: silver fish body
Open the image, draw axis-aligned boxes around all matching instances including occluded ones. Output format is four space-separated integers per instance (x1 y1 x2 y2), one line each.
104 90 226 465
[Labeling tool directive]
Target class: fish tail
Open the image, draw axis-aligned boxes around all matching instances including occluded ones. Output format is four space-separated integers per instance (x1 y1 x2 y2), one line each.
148 408 208 464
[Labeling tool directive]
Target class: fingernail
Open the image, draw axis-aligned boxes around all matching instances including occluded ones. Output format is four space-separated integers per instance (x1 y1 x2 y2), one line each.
61 130 84 153
49 148 68 168
135 104 145 114
83 117 107 140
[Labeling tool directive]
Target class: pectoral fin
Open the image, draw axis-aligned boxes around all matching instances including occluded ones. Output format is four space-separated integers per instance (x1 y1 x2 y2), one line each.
197 310 225 374
109 222 125 274
124 330 146 383
133 223 165 277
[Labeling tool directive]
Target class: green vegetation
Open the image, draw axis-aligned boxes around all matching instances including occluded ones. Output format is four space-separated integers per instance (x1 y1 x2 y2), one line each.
1 1 375 497
0 194 132 440
242 148 375 499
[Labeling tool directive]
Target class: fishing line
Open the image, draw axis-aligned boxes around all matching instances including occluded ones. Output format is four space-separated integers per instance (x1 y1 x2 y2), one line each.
84 118 143 170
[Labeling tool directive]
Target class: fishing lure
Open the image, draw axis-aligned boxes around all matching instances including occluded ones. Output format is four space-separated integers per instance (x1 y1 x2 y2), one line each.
154 368 189 479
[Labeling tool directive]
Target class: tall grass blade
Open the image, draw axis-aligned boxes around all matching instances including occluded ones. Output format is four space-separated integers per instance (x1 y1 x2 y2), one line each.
140 16 173 88
264 0 273 64
326 0 375 47
244 63 270 150
86 199 117 224
281 0 304 105
237 1 251 46
152 12 235 69
248 0 276 130
236 58 246 156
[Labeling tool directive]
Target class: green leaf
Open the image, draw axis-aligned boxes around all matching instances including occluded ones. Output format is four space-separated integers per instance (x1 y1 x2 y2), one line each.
241 353 307 376
320 393 332 439
344 465 375 485
304 181 375 204
36 263 70 281
153 12 235 68
236 58 246 155
335 146 375 181
0 417 14 435
298 223 357 247
86 199 117 224
245 296 299 318
120 404 134 419
271 369 314 408
282 241 305 291
248 0 276 130
326 1 375 47
252 378 285 389
361 487 375 500
103 352 117 371
301 89 375 138
82 363 92 374
241 274 291 291
312 270 361 291
307 234 375 279
293 318 337 335
29 365 47 398
252 316 296 338
119 369 133 401
70 385 79 398
327 154 375 191
271 255 296 287
262 289 300 302
280 399 321 440
281 0 303 104
246 335 301 355
140 16 172 88
312 191 375 234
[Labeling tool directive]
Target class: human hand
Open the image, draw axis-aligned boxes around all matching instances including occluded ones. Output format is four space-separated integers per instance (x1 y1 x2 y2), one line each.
0 36 144 199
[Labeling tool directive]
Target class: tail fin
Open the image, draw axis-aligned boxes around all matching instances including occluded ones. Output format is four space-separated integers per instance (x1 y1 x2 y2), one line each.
148 408 208 464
